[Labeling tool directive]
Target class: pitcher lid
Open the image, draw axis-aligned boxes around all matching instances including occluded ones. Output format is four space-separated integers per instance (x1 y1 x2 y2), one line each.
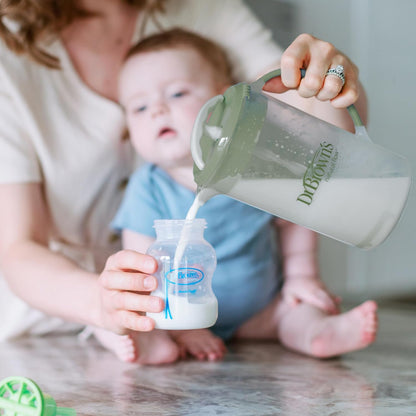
191 82 266 189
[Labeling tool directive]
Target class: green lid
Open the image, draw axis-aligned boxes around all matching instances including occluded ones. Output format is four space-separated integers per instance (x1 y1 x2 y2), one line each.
191 82 267 191
0 376 76 416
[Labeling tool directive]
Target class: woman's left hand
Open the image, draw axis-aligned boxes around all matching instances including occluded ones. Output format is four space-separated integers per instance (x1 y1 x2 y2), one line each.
263 33 360 108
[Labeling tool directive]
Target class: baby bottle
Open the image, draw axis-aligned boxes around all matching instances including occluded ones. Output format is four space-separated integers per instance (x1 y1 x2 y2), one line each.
146 219 218 330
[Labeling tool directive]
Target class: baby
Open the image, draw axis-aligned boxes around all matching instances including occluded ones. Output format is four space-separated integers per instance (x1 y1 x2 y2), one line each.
94 28 377 364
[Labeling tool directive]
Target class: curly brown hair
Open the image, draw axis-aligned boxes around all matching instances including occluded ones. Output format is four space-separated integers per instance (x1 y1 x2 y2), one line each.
0 0 166 68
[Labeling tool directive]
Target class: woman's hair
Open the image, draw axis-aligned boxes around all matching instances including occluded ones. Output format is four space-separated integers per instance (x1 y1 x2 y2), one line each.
126 28 235 86
0 0 166 68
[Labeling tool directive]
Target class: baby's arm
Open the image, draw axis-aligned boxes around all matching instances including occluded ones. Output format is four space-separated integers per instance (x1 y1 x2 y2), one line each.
276 218 340 314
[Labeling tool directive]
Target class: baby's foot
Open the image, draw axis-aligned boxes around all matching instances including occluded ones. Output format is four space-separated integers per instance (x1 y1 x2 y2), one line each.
170 329 227 361
93 328 180 365
93 329 137 362
133 329 180 365
310 300 378 358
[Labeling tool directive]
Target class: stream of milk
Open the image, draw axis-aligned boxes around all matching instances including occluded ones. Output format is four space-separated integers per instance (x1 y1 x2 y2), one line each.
172 189 213 270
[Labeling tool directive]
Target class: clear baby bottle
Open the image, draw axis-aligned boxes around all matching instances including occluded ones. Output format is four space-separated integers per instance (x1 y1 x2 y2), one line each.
146 219 218 330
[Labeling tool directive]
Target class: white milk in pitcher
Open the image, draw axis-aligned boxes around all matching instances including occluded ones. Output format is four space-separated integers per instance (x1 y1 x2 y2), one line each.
227 176 410 248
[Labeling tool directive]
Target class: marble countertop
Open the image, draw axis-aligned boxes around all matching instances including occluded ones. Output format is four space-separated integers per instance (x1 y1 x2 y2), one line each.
0 303 415 416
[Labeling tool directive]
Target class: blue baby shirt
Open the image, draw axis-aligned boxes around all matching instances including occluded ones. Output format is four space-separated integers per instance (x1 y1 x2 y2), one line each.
112 164 281 340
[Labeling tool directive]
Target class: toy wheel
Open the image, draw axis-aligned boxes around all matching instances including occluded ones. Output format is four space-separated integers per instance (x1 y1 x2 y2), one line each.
0 376 43 416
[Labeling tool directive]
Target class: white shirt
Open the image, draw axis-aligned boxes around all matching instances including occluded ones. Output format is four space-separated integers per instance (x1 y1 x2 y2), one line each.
0 0 282 339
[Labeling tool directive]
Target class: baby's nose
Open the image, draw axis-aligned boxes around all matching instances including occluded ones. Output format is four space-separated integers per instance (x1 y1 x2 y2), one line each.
151 101 169 117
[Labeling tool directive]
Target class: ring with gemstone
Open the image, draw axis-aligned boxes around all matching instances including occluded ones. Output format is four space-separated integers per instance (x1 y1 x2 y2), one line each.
325 65 345 86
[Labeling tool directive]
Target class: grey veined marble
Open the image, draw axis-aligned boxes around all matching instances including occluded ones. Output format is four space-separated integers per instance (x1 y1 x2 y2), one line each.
0 303 415 416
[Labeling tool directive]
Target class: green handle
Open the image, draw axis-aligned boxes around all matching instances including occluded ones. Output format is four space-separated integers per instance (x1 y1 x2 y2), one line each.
191 94 224 170
0 377 76 416
254 68 364 128
56 407 77 416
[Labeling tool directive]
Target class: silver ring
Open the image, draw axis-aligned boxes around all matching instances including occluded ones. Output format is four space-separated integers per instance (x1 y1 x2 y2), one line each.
325 65 345 86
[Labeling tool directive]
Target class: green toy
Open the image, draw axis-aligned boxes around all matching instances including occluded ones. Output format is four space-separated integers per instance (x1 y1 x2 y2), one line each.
0 376 76 416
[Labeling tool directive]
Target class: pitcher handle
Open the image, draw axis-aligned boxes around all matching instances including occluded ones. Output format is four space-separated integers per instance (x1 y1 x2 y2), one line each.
252 68 371 142
191 94 224 170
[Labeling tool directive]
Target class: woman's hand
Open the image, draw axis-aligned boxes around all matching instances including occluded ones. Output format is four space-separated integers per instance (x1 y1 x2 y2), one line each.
98 249 164 334
263 33 360 108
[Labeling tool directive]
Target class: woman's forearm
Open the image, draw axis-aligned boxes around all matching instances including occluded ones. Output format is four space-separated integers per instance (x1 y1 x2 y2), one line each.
2 240 101 327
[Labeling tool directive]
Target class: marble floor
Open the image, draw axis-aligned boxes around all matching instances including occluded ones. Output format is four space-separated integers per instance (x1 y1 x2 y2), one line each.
0 303 415 416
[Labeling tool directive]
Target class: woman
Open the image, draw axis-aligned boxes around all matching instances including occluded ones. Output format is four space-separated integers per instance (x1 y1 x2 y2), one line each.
0 0 365 342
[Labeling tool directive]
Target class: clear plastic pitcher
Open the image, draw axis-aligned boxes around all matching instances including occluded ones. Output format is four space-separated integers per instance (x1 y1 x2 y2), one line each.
146 219 218 329
191 69 411 249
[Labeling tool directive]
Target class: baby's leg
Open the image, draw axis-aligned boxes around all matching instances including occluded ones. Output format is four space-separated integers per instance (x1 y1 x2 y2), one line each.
277 300 378 358
170 329 227 361
93 328 180 365
235 295 378 358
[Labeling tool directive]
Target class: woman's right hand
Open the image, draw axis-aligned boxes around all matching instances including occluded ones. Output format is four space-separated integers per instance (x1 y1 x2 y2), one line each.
98 249 164 334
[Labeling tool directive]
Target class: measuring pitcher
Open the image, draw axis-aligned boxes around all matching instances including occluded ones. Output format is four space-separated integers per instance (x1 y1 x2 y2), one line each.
190 69 411 249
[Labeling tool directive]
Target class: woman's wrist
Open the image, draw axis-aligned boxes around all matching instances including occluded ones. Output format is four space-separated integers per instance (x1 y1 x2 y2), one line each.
84 272 105 328
62 266 104 328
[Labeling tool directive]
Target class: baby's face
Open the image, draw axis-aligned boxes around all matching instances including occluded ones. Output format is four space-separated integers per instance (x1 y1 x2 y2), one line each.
119 47 225 168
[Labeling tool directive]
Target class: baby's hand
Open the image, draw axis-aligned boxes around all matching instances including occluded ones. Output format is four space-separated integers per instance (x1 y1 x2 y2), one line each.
281 276 341 314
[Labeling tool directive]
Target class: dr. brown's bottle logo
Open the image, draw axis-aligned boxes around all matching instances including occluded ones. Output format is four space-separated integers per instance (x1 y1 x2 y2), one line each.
297 141 338 206
165 268 204 285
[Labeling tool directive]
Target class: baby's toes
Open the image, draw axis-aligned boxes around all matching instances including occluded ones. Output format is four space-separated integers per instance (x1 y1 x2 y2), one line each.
205 337 227 361
187 342 209 360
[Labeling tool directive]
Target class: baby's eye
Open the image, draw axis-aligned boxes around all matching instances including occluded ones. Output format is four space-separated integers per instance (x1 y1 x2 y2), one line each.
171 90 187 98
133 105 147 113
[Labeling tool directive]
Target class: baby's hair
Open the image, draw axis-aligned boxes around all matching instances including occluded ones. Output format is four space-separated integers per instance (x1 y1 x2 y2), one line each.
126 28 235 86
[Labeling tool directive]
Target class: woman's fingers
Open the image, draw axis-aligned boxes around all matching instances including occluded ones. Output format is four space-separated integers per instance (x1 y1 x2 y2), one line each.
116 310 156 332
330 67 360 108
111 290 164 313
98 249 164 333
101 270 157 291
316 72 344 101
279 33 360 107
279 34 310 88
105 249 158 274
295 37 341 98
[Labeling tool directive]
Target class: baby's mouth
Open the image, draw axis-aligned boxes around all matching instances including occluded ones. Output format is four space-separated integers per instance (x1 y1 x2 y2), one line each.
158 127 176 139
